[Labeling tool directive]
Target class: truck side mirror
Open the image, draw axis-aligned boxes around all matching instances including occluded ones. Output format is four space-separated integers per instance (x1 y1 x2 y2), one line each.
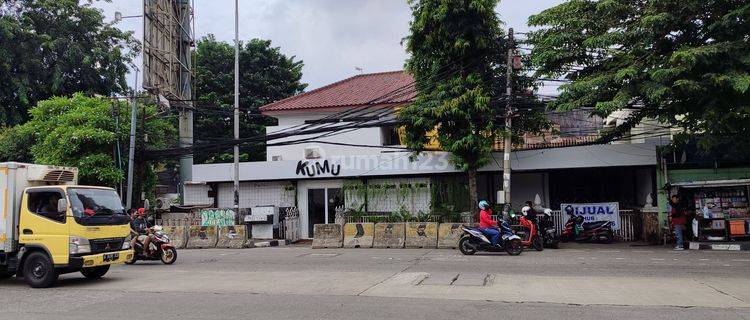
57 198 68 213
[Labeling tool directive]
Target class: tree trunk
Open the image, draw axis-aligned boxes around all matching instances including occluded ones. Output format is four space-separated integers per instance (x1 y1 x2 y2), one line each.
468 168 479 222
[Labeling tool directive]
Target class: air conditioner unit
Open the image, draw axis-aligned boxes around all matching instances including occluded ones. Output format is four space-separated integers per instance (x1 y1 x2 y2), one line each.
304 147 321 159
154 197 173 211
271 155 283 161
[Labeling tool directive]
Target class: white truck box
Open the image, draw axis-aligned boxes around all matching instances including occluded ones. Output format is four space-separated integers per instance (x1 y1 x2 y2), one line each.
0 162 78 253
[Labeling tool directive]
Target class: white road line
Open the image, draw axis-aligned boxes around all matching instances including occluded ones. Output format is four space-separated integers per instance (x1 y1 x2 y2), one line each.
615 257 625 260
731 259 750 262
699 259 709 261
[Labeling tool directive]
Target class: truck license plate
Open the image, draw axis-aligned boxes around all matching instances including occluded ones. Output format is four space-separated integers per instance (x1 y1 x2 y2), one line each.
103 253 119 262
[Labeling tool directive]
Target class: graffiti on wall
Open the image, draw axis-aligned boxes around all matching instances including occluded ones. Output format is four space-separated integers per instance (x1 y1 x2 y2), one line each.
201 208 236 227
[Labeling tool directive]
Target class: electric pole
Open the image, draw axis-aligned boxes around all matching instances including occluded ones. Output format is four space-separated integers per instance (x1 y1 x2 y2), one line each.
233 0 240 210
126 67 139 209
178 0 194 191
502 28 515 210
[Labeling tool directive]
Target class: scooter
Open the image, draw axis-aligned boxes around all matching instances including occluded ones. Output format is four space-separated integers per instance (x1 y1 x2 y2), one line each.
561 214 614 243
511 214 544 251
458 222 524 256
537 209 560 249
125 226 178 265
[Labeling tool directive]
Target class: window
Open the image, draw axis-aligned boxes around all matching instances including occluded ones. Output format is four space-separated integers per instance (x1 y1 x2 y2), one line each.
381 126 401 146
27 190 65 223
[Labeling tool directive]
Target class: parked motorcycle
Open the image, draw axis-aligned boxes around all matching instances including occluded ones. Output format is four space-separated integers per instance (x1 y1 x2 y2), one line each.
125 226 177 265
561 214 614 243
458 222 524 256
538 209 560 249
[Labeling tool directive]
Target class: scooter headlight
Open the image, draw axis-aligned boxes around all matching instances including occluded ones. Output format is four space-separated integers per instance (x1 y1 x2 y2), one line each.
122 235 132 250
69 236 91 254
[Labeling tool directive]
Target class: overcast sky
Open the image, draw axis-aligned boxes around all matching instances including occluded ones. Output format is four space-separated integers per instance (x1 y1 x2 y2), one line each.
95 0 565 92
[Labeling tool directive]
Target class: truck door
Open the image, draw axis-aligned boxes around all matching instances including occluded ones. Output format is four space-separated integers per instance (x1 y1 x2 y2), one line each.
19 189 69 264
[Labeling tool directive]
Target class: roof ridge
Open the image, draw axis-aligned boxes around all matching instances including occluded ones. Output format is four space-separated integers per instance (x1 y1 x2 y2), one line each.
259 70 408 111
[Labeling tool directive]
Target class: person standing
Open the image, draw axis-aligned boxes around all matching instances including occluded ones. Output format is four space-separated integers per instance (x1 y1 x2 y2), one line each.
669 195 687 250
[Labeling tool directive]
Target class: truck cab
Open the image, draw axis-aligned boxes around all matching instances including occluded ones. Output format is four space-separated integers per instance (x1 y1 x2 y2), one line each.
0 162 134 287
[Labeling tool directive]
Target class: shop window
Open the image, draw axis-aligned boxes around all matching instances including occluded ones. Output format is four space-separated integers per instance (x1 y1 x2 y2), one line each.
381 126 401 146
27 190 65 223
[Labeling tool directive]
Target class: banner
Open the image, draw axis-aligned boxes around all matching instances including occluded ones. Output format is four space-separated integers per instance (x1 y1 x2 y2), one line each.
200 208 236 227
560 202 620 230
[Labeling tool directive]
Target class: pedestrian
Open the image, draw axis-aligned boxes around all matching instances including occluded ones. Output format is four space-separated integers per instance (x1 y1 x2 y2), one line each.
669 195 687 250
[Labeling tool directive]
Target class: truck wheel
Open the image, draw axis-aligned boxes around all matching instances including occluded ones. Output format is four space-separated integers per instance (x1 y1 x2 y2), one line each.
23 252 59 288
81 265 110 280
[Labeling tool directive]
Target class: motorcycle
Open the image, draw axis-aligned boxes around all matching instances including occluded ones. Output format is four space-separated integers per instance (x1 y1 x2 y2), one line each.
537 209 560 249
511 214 544 251
458 222 524 256
125 226 178 265
561 214 614 243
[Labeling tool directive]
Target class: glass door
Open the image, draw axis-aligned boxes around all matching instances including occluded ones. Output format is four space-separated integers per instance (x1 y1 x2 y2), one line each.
307 188 345 236
327 188 343 224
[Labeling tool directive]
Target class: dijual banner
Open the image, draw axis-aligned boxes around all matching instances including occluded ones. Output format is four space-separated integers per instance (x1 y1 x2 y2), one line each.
560 202 620 230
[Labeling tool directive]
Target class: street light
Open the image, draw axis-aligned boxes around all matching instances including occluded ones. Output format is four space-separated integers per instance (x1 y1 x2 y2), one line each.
113 11 143 24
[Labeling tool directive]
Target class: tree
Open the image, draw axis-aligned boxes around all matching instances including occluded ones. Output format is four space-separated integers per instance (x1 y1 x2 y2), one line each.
399 0 509 214
193 34 307 163
17 93 175 188
0 0 138 126
528 1 750 155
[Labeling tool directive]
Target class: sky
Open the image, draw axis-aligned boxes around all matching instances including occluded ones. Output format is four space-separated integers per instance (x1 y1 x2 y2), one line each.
94 0 566 92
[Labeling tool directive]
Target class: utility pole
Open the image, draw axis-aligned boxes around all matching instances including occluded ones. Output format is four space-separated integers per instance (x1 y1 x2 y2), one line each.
126 67 139 209
233 0 240 210
502 28 515 210
178 0 194 191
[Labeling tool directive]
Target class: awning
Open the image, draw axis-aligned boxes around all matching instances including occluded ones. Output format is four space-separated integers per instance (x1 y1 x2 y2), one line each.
671 179 750 188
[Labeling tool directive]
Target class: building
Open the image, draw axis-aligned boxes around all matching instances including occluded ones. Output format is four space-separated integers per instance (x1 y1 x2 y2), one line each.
184 71 660 239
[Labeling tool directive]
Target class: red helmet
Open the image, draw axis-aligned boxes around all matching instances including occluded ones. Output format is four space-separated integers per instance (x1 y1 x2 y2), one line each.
137 208 145 216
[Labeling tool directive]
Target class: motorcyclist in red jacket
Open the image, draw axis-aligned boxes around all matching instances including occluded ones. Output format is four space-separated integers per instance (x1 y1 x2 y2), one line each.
478 200 500 245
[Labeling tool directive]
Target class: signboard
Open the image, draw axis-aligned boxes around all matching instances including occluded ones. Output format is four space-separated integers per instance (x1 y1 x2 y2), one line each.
560 202 620 230
200 208 236 227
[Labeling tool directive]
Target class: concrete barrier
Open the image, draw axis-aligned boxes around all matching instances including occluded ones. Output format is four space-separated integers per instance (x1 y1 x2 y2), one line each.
164 226 187 249
217 225 248 248
405 222 438 248
437 223 467 249
343 223 374 248
312 224 343 248
373 223 406 248
186 226 218 248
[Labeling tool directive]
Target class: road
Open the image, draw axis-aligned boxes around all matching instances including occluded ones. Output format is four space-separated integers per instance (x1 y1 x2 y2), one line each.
2 243 750 320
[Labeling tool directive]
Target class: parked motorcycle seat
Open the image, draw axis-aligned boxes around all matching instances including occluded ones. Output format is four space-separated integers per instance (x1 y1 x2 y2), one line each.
581 221 609 230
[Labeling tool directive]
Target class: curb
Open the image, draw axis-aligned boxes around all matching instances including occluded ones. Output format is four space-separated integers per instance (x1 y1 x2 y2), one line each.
252 239 287 248
688 242 750 251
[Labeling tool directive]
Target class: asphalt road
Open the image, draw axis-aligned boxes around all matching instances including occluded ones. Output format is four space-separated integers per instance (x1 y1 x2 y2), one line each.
2 243 749 320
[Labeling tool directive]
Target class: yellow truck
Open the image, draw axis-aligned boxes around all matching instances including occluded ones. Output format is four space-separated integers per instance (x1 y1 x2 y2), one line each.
0 162 134 287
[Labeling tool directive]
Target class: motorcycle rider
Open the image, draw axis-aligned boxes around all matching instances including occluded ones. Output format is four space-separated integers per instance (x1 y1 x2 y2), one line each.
523 201 538 222
478 200 500 246
131 208 152 256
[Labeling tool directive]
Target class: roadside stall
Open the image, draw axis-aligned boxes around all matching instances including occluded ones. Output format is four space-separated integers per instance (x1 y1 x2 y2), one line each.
671 179 750 242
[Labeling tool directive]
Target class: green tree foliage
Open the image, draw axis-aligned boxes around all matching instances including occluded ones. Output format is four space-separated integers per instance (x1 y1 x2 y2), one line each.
0 0 139 126
400 0 511 212
528 0 750 155
13 93 175 187
193 34 306 163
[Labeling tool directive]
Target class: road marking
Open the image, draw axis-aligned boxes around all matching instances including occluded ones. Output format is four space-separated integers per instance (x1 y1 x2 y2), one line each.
615 257 625 260
673 259 679 261
651 258 665 261
723 265 733 267
699 259 709 261
731 259 750 262
597 250 621 253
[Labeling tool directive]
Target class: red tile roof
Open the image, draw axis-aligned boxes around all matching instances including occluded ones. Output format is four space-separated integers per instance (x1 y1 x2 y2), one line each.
260 71 415 113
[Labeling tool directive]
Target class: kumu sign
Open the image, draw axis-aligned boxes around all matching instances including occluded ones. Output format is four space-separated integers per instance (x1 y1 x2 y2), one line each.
560 202 620 230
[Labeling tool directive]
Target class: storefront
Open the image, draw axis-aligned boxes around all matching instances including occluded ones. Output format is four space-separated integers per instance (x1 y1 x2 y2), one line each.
183 143 658 239
670 179 750 242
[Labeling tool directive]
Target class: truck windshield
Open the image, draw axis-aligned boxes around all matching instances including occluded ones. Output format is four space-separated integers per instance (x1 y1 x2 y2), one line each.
68 188 126 218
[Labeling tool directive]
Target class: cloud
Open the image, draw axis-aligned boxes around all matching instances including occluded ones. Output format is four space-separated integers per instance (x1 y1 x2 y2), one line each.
93 0 564 92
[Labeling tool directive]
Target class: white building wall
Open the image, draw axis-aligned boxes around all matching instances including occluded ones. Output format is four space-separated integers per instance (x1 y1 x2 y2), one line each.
216 181 295 209
265 111 397 161
183 183 212 206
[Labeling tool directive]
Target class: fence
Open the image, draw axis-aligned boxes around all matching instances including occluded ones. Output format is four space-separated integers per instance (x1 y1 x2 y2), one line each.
491 209 640 242
282 207 301 243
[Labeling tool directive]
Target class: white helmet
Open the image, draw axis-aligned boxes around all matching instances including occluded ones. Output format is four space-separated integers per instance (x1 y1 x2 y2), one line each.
543 208 552 216
521 206 531 216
